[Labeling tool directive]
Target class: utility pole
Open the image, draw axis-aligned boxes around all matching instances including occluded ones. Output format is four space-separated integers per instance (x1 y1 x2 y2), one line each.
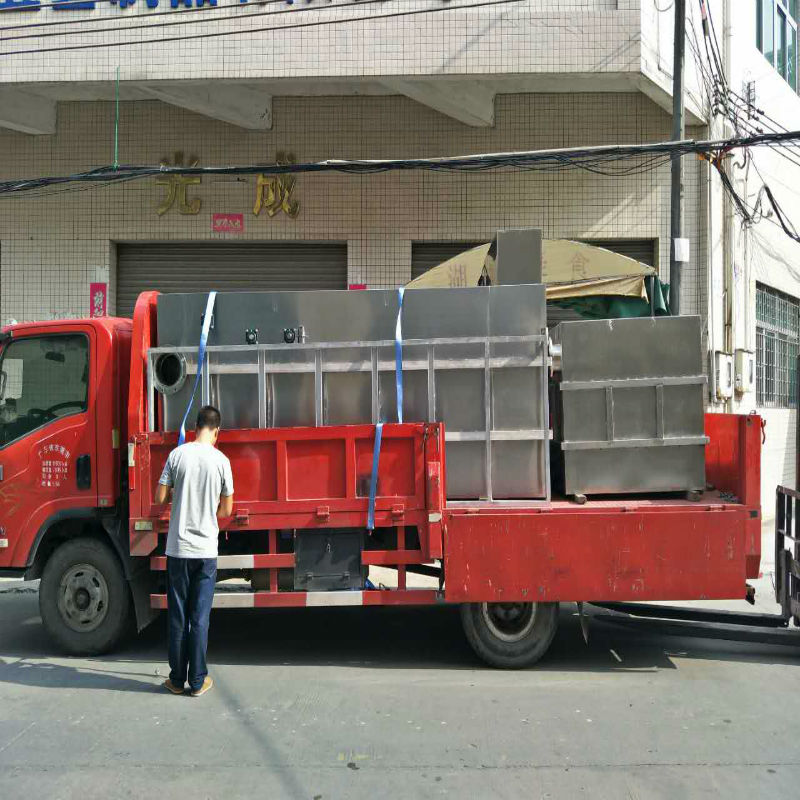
669 0 686 315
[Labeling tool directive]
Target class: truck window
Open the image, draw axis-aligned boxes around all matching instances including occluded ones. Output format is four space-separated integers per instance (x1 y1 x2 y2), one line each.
0 334 89 448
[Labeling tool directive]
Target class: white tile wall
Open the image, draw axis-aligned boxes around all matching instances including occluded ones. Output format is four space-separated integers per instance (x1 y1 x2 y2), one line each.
0 92 704 321
1 1 642 82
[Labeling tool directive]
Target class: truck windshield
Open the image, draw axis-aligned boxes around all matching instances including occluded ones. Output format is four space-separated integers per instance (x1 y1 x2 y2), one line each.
0 334 89 448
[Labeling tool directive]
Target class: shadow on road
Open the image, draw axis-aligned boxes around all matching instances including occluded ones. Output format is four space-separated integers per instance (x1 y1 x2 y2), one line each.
0 590 798 693
0 658 159 693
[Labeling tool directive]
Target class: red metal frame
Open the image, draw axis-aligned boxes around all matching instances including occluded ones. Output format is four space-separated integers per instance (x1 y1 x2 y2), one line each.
443 413 763 604
131 422 445 557
704 412 762 578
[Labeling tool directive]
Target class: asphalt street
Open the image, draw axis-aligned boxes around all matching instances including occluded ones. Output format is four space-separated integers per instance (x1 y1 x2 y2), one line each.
0 571 799 800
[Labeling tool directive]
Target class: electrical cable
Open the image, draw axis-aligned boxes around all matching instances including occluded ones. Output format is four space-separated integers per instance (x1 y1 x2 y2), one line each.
1 130 797 196
0 0 521 56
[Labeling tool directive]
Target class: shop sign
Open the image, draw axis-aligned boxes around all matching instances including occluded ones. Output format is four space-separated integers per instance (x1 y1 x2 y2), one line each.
0 0 286 13
89 282 107 317
156 152 202 216
155 151 300 220
212 213 244 234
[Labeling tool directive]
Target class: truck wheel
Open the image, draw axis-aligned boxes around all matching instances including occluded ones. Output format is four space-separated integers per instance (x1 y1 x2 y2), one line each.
39 538 131 656
460 601 559 668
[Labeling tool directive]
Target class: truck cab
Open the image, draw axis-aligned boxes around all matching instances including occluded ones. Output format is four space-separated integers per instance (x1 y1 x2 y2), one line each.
0 316 138 653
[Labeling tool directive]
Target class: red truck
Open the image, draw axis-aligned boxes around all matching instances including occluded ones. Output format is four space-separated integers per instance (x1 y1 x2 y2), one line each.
0 291 771 667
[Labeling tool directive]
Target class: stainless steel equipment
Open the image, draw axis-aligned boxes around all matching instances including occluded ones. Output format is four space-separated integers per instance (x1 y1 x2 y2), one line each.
150 284 549 500
551 316 708 497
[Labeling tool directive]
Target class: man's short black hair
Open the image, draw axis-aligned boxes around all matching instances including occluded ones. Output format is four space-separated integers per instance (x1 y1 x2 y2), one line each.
196 405 221 431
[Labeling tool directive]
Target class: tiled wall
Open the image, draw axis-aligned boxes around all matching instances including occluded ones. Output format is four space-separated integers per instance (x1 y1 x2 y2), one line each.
2 1 641 82
0 92 704 321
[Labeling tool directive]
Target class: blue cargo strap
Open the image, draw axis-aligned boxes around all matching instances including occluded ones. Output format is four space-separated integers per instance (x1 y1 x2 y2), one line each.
395 286 405 423
366 422 384 531
178 290 217 446
367 288 405 530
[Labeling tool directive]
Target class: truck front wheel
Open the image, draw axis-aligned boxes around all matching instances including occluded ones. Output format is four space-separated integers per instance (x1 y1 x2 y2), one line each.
460 601 559 668
39 538 131 656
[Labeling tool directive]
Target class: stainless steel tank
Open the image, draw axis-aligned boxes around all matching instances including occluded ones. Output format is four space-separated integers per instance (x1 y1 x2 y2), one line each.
551 316 708 497
150 284 549 500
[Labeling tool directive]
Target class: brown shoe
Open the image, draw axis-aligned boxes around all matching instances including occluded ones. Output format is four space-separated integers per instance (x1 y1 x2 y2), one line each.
190 676 213 697
163 679 184 695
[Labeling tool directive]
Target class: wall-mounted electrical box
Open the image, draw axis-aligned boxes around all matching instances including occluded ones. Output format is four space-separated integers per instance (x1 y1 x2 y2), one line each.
734 349 755 395
712 351 734 400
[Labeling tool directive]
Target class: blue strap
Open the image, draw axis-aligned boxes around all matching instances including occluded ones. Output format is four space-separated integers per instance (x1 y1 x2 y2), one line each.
178 291 217 445
395 287 405 423
366 421 383 530
367 288 405 530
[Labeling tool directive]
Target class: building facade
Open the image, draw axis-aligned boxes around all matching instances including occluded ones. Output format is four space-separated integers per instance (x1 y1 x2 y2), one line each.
0 1 798 511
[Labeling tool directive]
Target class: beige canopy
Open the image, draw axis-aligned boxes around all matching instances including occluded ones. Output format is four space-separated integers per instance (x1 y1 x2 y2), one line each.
405 239 656 299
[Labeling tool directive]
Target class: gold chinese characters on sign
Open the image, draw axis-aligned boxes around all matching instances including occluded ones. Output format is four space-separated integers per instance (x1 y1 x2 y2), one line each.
254 152 300 218
154 150 301 219
156 152 202 216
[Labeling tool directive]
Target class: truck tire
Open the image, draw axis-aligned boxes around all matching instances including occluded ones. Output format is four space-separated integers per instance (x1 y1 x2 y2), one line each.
460 601 559 668
39 538 131 656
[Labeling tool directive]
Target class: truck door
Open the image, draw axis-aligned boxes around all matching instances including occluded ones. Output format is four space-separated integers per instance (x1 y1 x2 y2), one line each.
0 328 97 568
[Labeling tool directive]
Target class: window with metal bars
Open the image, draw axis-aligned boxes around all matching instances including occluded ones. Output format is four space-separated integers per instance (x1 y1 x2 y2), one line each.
756 283 800 407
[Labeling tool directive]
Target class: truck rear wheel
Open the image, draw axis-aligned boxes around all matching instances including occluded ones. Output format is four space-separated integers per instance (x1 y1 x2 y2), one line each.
39 538 131 656
460 601 559 668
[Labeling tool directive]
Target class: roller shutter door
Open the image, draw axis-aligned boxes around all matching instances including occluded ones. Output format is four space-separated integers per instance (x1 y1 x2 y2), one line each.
411 242 483 280
115 242 348 318
578 239 657 267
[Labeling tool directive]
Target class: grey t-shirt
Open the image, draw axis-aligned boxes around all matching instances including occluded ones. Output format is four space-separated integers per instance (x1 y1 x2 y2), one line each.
158 441 234 559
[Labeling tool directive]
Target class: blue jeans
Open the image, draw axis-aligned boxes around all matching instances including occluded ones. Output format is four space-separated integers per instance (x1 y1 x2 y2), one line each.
167 557 217 692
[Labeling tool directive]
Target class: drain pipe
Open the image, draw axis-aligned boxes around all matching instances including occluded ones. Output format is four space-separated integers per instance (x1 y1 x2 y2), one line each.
722 0 734 413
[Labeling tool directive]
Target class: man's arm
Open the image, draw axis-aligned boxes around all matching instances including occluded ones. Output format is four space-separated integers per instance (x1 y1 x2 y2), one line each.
155 452 174 505
218 457 234 519
217 494 234 519
154 483 171 505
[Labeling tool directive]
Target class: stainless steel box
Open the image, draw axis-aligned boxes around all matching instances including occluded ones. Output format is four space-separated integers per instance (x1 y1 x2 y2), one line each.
152 284 549 500
551 316 708 497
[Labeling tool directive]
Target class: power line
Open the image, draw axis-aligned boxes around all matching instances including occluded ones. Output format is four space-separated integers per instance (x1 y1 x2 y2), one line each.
0 0 385 42
1 130 797 196
0 0 521 56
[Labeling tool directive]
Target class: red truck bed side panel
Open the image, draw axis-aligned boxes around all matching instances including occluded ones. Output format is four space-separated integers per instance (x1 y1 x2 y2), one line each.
444 505 748 603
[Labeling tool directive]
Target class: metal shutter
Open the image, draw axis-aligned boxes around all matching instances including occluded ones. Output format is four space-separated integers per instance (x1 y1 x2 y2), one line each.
411 242 483 280
578 239 657 267
115 242 348 318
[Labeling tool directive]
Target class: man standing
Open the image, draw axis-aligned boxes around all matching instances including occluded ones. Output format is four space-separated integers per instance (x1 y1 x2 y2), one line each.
154 405 234 697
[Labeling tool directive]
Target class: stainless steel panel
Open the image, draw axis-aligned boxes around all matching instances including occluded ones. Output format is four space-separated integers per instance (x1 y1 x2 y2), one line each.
553 316 707 496
563 446 706 495
554 316 703 382
495 228 542 285
446 441 487 499
492 441 546 499
154 284 548 500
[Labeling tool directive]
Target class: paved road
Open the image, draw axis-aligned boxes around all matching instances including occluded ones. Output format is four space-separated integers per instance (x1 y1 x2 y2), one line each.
0 579 798 800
